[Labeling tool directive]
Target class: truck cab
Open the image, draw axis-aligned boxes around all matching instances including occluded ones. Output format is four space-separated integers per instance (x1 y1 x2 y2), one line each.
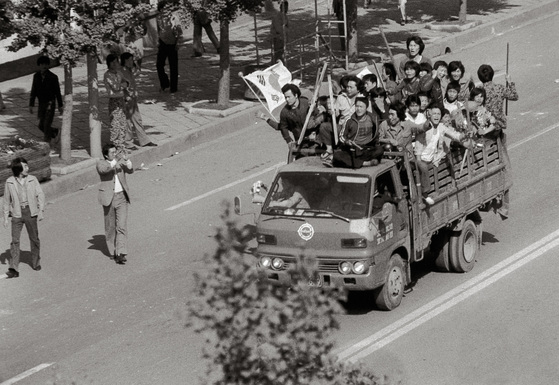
254 156 410 310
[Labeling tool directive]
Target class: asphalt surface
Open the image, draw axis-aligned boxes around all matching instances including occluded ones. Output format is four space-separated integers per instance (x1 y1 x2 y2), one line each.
1 1 559 384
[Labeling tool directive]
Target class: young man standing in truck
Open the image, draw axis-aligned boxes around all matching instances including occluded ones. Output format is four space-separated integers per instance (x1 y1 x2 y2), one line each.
415 105 466 205
477 64 518 219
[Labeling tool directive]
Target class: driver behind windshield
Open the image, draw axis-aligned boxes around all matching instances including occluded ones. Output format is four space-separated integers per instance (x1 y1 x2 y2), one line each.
268 178 310 209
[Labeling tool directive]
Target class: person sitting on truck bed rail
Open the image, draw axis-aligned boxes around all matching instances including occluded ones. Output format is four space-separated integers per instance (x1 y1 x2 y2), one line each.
267 178 310 209
378 101 431 160
318 75 363 165
415 105 466 205
327 97 385 168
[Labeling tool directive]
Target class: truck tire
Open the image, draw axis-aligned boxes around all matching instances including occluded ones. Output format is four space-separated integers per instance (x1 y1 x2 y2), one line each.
374 254 405 311
431 232 451 272
449 220 478 273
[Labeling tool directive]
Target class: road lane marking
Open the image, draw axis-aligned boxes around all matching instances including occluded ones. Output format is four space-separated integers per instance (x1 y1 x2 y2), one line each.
0 363 54 385
336 229 559 363
509 122 559 150
165 162 285 211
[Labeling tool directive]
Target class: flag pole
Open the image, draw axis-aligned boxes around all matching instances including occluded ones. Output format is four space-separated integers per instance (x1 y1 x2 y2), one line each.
505 42 509 116
372 61 386 91
239 72 279 122
297 62 328 146
328 74 338 145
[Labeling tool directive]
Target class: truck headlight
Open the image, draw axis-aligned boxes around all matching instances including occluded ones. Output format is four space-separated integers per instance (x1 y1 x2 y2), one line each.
260 256 272 268
352 261 367 274
271 258 284 270
339 261 352 275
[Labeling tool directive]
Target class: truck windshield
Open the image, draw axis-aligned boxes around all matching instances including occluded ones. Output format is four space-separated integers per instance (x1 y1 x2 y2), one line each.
262 172 371 220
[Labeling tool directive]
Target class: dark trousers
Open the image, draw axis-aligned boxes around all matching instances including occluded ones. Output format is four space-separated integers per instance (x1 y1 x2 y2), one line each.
37 100 56 142
156 40 178 92
103 192 129 256
193 19 219 55
10 206 40 271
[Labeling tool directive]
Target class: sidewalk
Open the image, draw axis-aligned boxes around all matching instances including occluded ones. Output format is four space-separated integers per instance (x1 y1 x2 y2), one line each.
0 0 556 200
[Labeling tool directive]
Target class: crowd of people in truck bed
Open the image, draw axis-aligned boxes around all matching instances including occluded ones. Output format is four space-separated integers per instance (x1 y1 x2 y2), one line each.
260 35 518 209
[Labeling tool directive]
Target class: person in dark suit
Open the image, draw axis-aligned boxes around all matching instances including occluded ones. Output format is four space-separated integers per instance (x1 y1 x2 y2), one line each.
96 143 133 264
29 56 63 147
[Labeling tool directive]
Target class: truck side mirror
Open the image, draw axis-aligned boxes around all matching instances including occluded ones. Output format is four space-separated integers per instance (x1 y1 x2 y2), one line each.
234 196 242 215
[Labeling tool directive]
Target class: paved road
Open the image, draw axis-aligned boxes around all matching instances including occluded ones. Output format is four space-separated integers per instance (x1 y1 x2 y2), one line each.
334 11 559 385
1 10 558 385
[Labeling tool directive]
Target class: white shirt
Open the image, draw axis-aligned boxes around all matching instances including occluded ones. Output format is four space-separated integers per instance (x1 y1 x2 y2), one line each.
109 159 124 193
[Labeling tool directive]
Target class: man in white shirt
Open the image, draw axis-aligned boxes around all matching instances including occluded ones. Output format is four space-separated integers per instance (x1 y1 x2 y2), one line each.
96 143 134 264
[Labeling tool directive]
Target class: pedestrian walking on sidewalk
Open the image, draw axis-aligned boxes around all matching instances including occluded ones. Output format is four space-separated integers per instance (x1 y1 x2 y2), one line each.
29 56 63 150
120 53 157 148
103 54 128 156
270 0 288 63
192 1 220 58
3 157 45 278
97 143 133 265
156 0 182 93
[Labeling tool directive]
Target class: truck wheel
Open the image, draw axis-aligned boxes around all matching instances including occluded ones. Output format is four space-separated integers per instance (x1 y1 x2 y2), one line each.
431 232 451 272
374 254 405 311
449 220 478 273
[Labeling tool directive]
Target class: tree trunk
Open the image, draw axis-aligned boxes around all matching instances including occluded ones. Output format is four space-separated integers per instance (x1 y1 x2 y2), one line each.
347 0 359 61
459 0 467 24
217 19 230 106
87 52 102 159
60 64 73 162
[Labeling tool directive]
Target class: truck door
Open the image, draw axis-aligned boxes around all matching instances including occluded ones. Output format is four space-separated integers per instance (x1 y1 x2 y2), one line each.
371 170 406 249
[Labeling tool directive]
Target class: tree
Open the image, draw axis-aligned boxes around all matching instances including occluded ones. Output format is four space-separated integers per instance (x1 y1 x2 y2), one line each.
346 0 359 62
72 0 151 157
184 203 386 385
182 0 265 107
459 0 467 24
9 0 149 160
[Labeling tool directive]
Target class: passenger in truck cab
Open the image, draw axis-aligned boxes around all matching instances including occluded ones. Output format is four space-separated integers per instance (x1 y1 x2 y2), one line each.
267 178 310 209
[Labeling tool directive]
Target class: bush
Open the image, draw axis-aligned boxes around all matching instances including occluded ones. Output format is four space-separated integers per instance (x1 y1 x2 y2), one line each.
184 203 385 385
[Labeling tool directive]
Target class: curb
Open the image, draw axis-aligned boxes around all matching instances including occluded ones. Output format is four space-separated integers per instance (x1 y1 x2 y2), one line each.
424 0 559 58
41 102 261 201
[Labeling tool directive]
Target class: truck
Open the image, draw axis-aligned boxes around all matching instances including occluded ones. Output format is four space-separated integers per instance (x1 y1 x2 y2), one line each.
236 138 510 310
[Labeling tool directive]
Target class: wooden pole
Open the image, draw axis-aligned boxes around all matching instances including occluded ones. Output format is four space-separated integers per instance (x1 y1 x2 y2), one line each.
372 61 385 91
297 62 328 146
378 26 394 64
505 42 509 116
253 13 260 66
328 74 338 145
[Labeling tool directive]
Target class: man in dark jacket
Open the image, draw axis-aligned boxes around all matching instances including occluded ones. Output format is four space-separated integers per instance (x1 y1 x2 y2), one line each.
29 56 63 146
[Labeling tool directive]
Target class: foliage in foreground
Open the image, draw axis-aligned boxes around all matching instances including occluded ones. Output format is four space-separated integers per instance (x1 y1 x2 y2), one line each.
184 203 388 385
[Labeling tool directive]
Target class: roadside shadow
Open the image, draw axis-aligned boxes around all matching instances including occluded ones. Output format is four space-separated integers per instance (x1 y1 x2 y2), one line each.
0 248 9 265
87 234 112 258
481 231 499 245
342 291 377 314
0 249 35 269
